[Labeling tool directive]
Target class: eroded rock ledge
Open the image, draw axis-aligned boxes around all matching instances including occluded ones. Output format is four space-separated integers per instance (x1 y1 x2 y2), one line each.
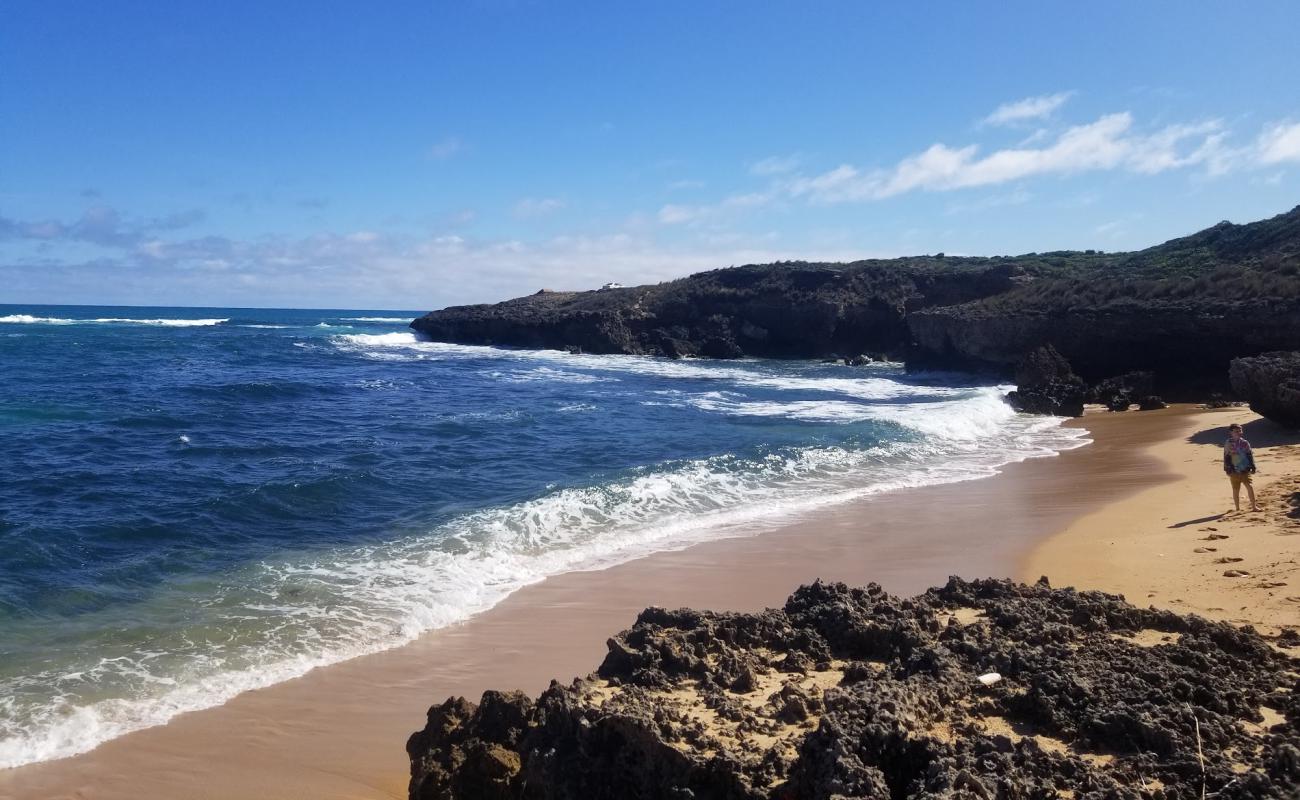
1230 352 1300 429
406 578 1299 799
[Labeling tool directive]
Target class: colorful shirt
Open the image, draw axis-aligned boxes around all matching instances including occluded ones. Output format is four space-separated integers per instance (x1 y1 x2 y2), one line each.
1224 438 1256 473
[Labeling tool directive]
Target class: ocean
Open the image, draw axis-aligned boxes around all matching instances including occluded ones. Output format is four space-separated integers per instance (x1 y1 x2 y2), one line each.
0 304 1087 769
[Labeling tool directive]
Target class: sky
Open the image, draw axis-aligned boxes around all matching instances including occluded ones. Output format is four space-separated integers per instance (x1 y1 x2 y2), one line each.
2 2 1299 310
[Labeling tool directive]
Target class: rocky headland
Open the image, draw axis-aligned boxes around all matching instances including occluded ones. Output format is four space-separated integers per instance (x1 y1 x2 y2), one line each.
407 578 1299 799
412 205 1300 421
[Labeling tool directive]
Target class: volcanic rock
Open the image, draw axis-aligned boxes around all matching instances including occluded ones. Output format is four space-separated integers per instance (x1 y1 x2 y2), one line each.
1139 395 1169 410
1004 345 1085 416
1230 351 1300 428
407 578 1299 799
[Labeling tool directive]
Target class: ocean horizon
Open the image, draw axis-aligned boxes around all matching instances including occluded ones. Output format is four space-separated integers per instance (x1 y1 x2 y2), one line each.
0 303 1087 768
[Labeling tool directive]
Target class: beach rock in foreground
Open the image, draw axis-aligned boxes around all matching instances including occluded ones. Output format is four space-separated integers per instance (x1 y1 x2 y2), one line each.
1230 352 1300 428
407 578 1299 799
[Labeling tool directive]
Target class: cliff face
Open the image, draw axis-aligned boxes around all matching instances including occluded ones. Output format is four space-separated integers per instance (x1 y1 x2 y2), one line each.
406 578 1300 800
412 205 1300 395
412 262 1027 360
905 206 1300 392
907 304 1300 389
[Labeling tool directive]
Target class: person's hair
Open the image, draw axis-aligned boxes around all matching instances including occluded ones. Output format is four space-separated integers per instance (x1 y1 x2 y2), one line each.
1228 423 1243 432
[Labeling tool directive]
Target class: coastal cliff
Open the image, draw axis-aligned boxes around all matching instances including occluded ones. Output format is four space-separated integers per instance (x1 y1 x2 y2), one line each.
412 260 1028 360
908 206 1300 390
407 578 1299 799
412 206 1300 397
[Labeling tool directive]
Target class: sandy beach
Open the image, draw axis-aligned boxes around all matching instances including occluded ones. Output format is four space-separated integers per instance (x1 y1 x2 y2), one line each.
1024 405 1300 633
3 405 1296 800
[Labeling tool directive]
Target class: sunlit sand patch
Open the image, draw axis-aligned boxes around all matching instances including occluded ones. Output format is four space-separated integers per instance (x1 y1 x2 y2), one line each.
1109 629 1182 647
936 606 987 627
977 715 1115 766
579 660 849 783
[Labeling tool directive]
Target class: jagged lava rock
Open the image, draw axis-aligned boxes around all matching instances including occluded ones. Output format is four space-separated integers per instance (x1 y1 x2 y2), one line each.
1230 352 1300 428
1003 345 1085 417
407 578 1299 800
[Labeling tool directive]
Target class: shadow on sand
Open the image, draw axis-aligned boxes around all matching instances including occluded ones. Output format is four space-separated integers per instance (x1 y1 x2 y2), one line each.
1187 415 1300 449
1168 513 1227 529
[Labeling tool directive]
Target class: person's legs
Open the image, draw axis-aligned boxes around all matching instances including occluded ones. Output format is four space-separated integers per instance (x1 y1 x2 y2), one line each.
1230 473 1242 510
1244 474 1261 511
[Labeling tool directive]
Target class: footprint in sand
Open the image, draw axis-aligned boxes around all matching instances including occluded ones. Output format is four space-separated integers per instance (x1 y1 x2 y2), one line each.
1223 570 1251 578
1215 557 1244 564
1286 597 1300 604
1203 533 1230 541
1262 582 1288 588
1194 547 1217 553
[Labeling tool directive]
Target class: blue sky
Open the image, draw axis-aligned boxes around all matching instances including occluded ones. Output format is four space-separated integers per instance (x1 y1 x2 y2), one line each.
2 2 1298 309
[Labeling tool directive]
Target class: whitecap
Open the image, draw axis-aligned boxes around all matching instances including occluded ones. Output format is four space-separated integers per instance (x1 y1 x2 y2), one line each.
0 315 228 327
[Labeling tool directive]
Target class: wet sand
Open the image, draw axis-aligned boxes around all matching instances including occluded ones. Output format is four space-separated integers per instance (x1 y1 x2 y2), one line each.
1 409 1194 800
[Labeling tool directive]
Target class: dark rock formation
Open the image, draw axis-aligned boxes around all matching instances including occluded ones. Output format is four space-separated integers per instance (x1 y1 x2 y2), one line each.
407 578 1298 800
907 206 1300 395
1003 345 1085 417
1138 395 1169 411
413 261 1024 359
1088 371 1156 412
1230 352 1300 428
412 206 1300 399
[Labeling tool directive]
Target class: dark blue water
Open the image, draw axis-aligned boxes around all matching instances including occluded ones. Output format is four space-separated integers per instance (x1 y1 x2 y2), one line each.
0 304 1085 767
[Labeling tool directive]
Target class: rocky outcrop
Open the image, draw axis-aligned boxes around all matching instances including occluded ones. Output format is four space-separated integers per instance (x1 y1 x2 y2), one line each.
1003 345 1085 417
407 578 1298 800
411 206 1300 396
906 205 1300 394
1230 352 1300 428
906 305 1300 394
412 262 1024 360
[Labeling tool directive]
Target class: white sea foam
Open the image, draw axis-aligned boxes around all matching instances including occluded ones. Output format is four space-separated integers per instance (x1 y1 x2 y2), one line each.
0 315 228 327
491 366 615 384
0 380 1089 769
342 317 412 323
329 333 960 401
0 334 1092 768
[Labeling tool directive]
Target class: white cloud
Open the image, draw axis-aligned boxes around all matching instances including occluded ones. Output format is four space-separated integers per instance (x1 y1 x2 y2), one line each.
656 191 775 226
982 91 1074 126
427 137 463 160
788 113 1227 202
513 197 566 218
2 208 871 308
657 204 699 224
750 154 802 176
1256 121 1300 165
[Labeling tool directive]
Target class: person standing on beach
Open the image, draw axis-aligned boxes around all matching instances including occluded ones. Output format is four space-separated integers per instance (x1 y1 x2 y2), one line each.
1223 423 1261 512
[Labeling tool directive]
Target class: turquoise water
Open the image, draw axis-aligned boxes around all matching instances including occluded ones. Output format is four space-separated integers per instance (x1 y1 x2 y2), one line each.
0 304 1086 767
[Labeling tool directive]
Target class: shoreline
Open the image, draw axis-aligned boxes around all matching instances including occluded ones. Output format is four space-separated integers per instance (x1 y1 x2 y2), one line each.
0 407 1219 799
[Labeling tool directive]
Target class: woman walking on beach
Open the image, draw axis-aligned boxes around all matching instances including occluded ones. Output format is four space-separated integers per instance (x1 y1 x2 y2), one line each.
1224 423 1261 512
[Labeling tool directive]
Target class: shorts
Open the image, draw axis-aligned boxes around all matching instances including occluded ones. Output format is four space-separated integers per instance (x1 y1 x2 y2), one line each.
1228 471 1253 488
